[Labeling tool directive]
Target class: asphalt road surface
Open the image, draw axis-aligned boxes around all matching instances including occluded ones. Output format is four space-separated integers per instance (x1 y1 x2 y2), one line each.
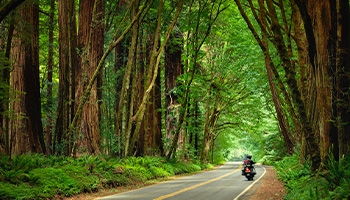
96 162 265 200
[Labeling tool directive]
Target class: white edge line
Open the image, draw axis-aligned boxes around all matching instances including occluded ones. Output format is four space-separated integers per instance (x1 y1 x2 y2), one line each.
233 165 267 200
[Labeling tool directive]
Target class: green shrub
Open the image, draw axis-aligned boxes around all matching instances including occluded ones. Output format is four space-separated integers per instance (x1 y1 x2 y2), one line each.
162 163 175 176
124 165 152 182
322 154 350 200
275 153 350 200
149 166 170 178
0 182 41 200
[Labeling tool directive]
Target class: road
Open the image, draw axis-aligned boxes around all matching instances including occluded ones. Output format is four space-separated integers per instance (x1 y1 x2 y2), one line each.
96 162 265 200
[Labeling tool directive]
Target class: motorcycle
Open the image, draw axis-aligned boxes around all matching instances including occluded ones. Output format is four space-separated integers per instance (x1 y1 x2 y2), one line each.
241 162 256 181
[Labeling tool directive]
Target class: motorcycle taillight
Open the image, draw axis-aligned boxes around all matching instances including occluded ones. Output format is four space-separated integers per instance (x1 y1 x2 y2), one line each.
245 168 251 172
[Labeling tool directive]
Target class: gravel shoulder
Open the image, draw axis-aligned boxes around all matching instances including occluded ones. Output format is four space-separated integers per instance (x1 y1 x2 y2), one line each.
239 165 287 200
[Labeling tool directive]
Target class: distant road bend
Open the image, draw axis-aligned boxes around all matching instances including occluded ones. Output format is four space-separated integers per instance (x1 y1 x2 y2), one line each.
96 162 265 200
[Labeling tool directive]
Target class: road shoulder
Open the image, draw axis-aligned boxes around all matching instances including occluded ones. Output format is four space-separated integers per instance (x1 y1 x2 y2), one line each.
239 165 286 200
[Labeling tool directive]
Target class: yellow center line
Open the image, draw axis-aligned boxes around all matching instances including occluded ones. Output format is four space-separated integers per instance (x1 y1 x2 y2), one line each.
153 163 242 200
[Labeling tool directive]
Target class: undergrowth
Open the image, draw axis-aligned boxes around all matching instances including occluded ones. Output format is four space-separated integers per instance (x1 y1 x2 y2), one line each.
275 153 350 200
0 154 214 200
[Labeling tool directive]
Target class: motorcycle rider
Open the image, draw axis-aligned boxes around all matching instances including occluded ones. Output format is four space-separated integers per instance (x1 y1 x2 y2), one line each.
245 155 255 165
242 155 256 175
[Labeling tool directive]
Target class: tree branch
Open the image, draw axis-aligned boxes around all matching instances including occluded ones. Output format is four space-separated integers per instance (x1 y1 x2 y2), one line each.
0 0 25 23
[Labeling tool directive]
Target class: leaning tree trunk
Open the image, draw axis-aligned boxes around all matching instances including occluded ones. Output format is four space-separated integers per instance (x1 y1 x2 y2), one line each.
10 2 45 155
122 0 139 157
265 0 320 170
258 0 294 154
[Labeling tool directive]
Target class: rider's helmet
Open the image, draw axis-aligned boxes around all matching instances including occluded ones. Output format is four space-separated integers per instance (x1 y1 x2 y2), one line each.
246 155 252 159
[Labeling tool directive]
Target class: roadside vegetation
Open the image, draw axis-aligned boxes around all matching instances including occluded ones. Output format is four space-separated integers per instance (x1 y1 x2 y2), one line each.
274 152 350 200
0 154 214 200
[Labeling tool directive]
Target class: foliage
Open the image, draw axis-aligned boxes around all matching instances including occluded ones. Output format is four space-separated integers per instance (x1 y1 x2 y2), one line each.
275 153 350 200
0 154 213 200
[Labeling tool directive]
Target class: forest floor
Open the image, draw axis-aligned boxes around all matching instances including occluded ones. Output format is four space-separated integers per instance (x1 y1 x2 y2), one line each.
62 165 287 200
239 165 287 200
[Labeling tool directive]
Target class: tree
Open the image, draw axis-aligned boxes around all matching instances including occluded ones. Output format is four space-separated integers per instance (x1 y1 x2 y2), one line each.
234 0 321 169
127 0 184 157
164 29 184 155
167 0 228 160
295 0 350 160
10 2 45 155
45 0 55 155
0 0 25 23
75 0 105 155
54 0 78 155
234 0 350 169
0 14 14 155
69 0 155 157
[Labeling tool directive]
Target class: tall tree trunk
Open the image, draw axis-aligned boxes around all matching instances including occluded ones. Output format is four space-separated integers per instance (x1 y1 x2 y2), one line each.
266 0 320 169
69 0 154 157
258 0 294 154
114 37 129 157
335 0 350 158
294 0 350 162
201 106 219 162
136 31 145 156
194 101 199 155
295 0 336 164
76 0 104 155
46 0 55 155
154 69 163 155
164 30 184 155
265 53 294 154
0 17 14 155
55 0 77 156
10 2 45 155
143 32 163 156
122 0 139 157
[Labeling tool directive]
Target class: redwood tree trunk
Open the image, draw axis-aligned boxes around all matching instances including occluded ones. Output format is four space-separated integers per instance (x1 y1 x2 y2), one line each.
76 0 104 155
46 0 55 155
335 0 350 158
164 30 184 154
144 33 163 156
295 0 350 161
0 18 14 155
10 2 45 155
55 0 77 155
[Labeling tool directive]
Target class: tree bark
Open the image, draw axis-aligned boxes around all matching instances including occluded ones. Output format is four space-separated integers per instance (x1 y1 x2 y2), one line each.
335 0 350 158
165 30 184 155
46 0 55 155
75 0 104 155
258 0 294 154
0 16 14 154
114 36 129 157
0 0 25 23
10 2 45 155
123 0 139 157
266 0 320 169
69 0 154 152
55 0 77 155
130 0 184 157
